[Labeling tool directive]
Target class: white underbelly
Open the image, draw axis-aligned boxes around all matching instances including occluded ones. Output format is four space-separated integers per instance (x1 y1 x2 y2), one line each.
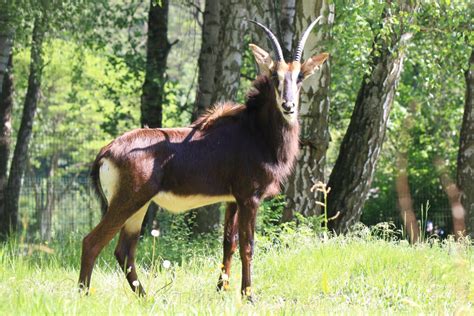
152 192 235 214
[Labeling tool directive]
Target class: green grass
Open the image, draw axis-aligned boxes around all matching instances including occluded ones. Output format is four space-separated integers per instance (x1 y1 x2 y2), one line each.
0 226 473 315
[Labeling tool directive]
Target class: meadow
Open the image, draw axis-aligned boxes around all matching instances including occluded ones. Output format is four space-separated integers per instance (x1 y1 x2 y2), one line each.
0 223 473 315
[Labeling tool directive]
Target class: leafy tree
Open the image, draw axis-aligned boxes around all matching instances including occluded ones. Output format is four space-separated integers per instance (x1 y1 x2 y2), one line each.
2 9 48 237
327 2 417 233
362 1 471 234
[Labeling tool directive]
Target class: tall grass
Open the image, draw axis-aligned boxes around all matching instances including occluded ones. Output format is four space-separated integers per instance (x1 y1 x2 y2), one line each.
0 224 473 314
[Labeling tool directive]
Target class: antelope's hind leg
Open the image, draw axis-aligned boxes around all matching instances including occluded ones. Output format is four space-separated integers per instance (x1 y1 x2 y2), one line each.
217 202 239 291
114 203 149 296
79 201 131 293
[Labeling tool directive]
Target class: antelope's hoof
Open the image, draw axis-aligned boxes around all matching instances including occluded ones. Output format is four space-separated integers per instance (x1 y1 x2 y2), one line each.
242 287 255 304
216 280 231 292
78 283 90 296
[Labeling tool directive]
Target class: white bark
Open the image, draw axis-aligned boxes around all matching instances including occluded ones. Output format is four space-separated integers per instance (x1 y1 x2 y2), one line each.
194 0 220 116
0 11 14 97
284 0 333 219
212 0 248 103
280 0 296 59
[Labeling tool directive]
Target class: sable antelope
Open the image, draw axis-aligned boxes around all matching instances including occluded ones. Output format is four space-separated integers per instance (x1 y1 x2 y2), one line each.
79 18 328 298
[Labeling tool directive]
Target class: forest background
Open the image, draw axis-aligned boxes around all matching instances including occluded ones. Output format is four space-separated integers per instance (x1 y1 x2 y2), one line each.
0 0 472 243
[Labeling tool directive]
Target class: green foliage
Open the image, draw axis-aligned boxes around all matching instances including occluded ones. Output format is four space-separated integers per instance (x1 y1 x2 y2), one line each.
329 1 385 131
329 1 471 227
236 34 258 104
12 39 139 174
257 196 326 245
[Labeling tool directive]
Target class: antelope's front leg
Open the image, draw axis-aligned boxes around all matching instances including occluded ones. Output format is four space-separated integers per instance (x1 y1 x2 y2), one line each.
217 203 239 291
237 198 258 300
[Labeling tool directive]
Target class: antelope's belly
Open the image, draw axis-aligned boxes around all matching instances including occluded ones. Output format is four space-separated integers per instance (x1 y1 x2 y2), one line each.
152 192 235 214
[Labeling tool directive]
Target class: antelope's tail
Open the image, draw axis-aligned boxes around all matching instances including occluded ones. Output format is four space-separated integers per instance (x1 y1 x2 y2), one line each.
90 149 109 217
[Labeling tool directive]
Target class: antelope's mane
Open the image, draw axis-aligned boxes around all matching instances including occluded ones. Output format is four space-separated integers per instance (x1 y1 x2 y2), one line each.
191 76 274 131
191 102 245 131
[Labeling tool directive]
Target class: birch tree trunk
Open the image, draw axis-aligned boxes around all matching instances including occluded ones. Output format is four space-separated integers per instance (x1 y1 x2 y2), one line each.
0 6 14 220
140 0 171 128
283 0 334 220
279 0 296 60
193 0 220 119
327 4 415 233
0 9 14 98
0 53 13 225
246 1 274 56
190 0 221 234
2 15 46 237
458 49 474 236
212 0 247 103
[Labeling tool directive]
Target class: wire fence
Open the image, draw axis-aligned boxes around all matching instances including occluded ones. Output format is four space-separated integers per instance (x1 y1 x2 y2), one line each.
364 186 455 238
17 176 101 240
13 175 457 241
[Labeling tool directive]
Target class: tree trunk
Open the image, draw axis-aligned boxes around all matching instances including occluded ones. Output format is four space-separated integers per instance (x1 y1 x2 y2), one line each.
283 0 334 221
438 169 465 239
457 49 474 237
212 0 247 104
192 0 220 120
396 154 419 244
247 1 274 53
140 0 172 232
0 9 14 98
2 16 46 237
189 0 222 235
327 4 414 233
0 53 13 226
140 0 171 128
41 153 58 241
279 0 296 61
0 7 14 220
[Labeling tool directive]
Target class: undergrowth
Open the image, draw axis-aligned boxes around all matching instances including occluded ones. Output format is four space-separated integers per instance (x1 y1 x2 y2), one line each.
0 218 473 315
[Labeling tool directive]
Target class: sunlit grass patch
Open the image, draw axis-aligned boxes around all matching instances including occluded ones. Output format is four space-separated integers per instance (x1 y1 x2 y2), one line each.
0 226 473 314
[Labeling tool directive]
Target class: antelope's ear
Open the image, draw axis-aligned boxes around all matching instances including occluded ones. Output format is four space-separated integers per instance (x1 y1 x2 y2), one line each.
301 53 329 79
249 44 274 76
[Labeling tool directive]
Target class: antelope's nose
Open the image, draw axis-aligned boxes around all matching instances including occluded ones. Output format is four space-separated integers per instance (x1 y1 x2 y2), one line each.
282 102 295 113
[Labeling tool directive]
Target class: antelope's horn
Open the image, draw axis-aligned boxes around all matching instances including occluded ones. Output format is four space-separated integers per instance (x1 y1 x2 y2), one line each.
293 16 323 62
248 20 284 62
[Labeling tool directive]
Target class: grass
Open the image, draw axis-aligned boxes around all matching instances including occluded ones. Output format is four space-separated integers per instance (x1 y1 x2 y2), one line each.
0 225 473 315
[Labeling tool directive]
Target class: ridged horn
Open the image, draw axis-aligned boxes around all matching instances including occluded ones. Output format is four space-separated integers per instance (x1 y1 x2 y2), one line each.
293 16 323 62
248 20 284 62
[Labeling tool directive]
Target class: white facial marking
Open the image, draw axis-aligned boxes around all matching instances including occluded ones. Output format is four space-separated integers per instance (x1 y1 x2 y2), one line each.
99 158 120 204
153 192 235 214
275 69 300 124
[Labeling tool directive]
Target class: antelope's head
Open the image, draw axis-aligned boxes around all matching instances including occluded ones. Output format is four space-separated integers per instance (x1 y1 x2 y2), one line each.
249 18 329 124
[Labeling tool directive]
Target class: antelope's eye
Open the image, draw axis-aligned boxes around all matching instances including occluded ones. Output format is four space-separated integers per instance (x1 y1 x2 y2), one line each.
271 72 280 86
297 72 304 82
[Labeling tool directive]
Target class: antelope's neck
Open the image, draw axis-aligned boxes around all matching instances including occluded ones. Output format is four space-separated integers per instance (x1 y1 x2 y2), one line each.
246 76 301 171
259 104 300 172
276 119 300 167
